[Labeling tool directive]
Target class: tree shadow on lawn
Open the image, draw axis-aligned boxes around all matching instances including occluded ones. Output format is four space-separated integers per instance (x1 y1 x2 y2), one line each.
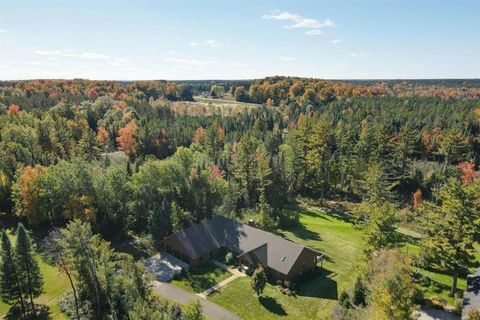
259 296 287 316
5 304 51 320
296 268 338 300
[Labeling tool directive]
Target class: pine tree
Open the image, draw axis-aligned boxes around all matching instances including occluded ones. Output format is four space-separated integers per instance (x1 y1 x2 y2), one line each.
422 178 480 295
0 231 26 317
15 223 43 313
148 198 172 248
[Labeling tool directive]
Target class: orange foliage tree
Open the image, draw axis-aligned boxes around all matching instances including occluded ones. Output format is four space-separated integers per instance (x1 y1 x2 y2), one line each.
14 165 46 222
458 161 476 184
7 104 20 115
116 120 137 156
413 188 423 210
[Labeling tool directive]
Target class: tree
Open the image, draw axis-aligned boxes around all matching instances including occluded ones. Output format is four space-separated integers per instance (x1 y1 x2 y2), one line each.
251 266 267 297
233 133 259 207
0 231 26 318
183 299 205 320
413 188 423 210
234 86 249 102
352 277 366 307
304 116 334 199
363 202 398 256
359 163 395 204
458 161 476 184
366 249 419 320
148 199 172 248
7 104 20 115
117 120 137 157
15 223 43 313
437 128 468 172
422 178 480 295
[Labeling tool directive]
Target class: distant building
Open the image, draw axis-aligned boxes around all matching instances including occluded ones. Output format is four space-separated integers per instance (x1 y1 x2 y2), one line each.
162 216 324 281
462 267 480 319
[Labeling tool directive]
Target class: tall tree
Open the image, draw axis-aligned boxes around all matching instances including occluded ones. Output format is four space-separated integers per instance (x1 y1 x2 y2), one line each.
15 223 43 313
422 177 480 295
0 231 26 318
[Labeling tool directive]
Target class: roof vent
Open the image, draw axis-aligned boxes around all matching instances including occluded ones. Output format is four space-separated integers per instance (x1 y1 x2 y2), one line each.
281 256 287 262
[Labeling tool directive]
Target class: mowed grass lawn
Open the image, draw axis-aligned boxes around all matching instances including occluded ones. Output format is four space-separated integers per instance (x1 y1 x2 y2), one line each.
209 207 365 320
171 263 231 293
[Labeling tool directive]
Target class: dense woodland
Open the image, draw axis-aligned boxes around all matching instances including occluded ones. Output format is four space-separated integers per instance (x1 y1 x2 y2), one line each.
0 77 479 319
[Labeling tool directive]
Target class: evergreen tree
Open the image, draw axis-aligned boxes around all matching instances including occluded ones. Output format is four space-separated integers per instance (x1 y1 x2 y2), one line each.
352 277 367 307
0 231 26 317
422 178 480 295
148 198 172 248
15 223 43 313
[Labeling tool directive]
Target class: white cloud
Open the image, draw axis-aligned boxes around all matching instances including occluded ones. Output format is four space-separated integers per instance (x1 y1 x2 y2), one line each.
349 52 369 57
330 39 342 45
263 10 334 30
165 57 218 67
0 29 7 33
35 50 112 60
305 29 322 36
279 56 297 62
189 40 221 48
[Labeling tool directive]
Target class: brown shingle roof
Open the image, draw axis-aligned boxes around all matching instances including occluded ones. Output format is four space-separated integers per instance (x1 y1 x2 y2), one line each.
163 216 321 276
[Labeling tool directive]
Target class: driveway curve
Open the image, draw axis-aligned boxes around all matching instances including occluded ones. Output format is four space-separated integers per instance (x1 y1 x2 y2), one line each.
151 281 241 320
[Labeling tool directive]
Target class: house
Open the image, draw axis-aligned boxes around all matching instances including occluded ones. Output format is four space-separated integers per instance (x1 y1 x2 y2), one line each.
462 267 480 319
162 216 324 281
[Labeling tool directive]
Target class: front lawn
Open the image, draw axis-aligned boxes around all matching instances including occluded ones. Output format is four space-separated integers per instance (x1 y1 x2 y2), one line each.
210 207 365 320
171 263 231 293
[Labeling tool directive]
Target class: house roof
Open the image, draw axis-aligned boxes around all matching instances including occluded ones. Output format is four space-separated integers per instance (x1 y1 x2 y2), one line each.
163 216 322 276
463 268 480 319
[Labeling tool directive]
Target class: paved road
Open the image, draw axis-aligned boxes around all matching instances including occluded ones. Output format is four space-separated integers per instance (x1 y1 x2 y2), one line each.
151 281 241 320
416 306 459 320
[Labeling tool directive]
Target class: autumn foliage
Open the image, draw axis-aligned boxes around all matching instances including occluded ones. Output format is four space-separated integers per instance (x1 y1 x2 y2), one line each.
458 161 476 184
15 165 45 221
7 104 20 115
116 120 137 155
413 188 423 210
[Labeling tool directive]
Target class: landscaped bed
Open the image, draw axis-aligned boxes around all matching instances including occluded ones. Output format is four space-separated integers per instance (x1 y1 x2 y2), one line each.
171 263 231 293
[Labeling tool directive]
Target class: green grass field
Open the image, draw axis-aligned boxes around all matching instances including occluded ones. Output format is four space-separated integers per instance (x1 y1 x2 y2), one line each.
171 263 231 293
209 207 365 320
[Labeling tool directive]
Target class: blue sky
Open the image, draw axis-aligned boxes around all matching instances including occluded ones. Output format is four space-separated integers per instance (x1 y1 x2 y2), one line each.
0 0 479 80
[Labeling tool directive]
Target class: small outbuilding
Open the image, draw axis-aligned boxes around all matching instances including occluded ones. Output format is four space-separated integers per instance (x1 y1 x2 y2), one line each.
162 216 323 281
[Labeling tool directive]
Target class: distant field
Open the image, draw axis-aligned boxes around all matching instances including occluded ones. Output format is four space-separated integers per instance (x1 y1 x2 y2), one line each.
170 95 261 116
